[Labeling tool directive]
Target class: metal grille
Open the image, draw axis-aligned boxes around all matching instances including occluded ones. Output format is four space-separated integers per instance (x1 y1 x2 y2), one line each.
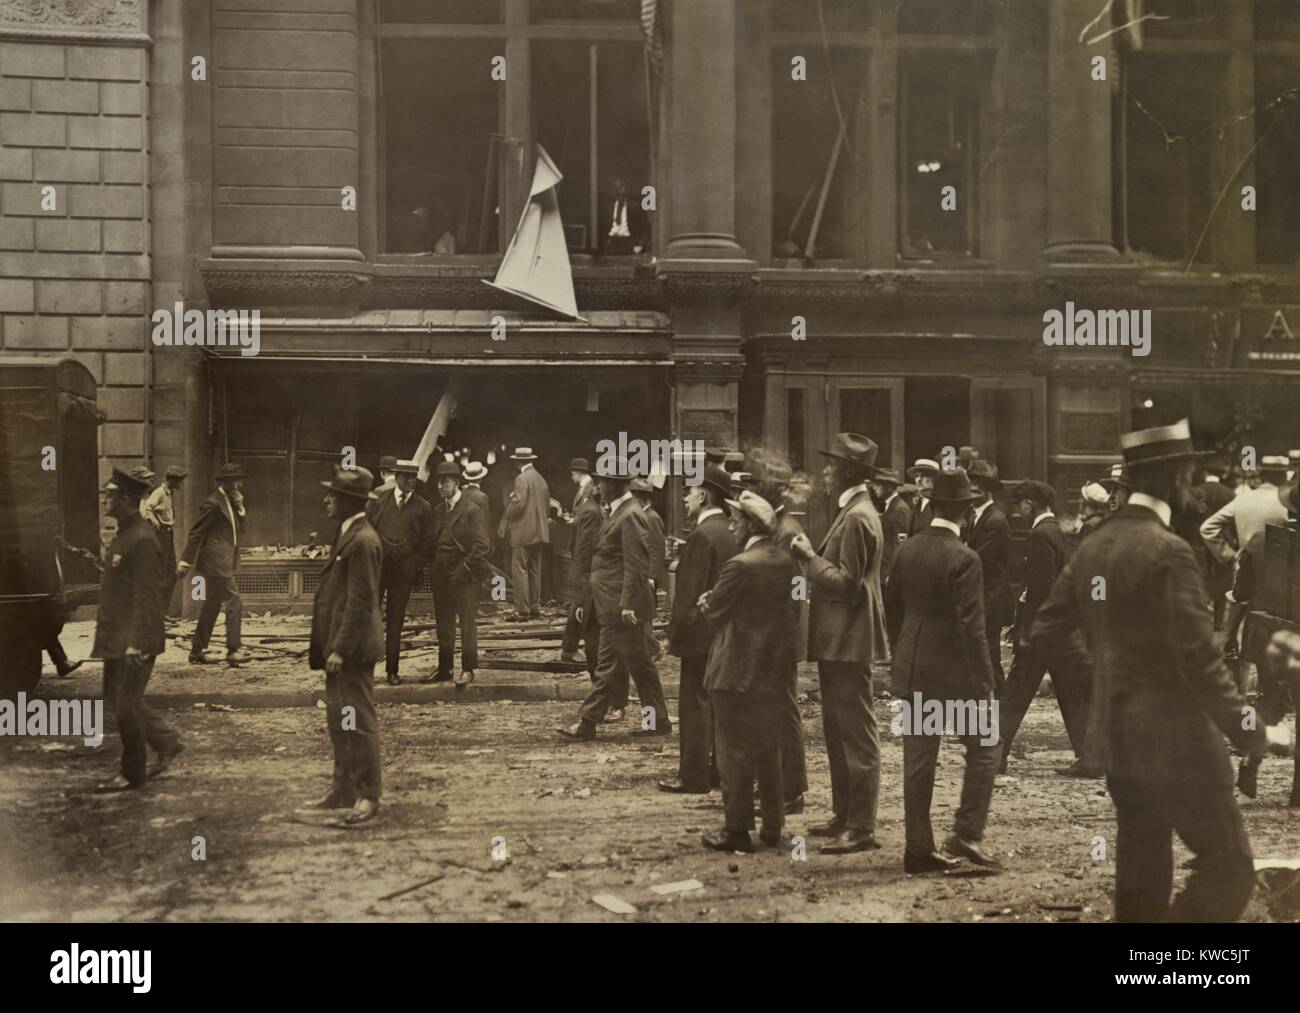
235 570 292 596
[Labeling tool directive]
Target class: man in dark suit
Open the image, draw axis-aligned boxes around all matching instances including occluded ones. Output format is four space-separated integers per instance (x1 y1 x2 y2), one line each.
660 463 736 794
886 466 1002 873
872 467 912 586
905 459 938 536
502 447 551 620
790 433 887 855
426 461 490 689
697 491 798 852
366 459 434 685
1029 420 1282 922
178 462 251 668
558 460 670 740
92 466 182 792
300 467 385 826
997 480 1093 775
560 457 603 672
965 460 1013 691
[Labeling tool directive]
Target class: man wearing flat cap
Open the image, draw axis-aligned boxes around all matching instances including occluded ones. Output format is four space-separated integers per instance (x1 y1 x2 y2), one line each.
789 433 888 854
426 461 490 688
366 459 434 685
964 460 1013 691
502 447 551 621
998 479 1093 776
560 457 604 676
92 465 182 792
141 463 188 617
1029 420 1286 922
697 490 797 852
302 467 385 826
905 458 939 536
179 462 251 668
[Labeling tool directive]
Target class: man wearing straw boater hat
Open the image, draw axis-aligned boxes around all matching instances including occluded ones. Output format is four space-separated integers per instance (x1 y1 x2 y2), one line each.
460 460 492 532
299 466 384 826
502 447 551 621
884 466 1001 873
366 458 434 685
1029 420 1288 921
905 458 939 535
789 433 888 854
964 459 1013 691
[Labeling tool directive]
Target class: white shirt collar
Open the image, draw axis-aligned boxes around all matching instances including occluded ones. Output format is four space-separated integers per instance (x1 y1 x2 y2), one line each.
609 490 634 513
838 483 869 509
1128 492 1172 527
340 511 366 538
884 491 899 509
520 462 534 473
972 497 993 524
1032 510 1055 528
744 535 768 551
930 517 961 536
577 474 592 490
696 506 723 524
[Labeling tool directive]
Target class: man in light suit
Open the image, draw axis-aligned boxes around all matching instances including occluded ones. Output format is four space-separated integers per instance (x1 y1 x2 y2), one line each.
502 447 550 620
790 433 887 855
698 491 798 852
965 460 1013 691
427 461 490 688
660 463 736 794
178 462 251 668
1030 420 1286 922
558 459 670 740
299 467 385 826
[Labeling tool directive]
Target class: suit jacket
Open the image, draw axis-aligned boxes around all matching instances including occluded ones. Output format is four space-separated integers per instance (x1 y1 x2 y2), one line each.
884 525 994 699
505 465 550 546
366 488 435 572
643 504 670 591
701 538 799 693
568 482 604 597
462 485 491 536
880 494 913 582
907 497 933 536
1021 515 1069 628
180 489 243 577
807 488 887 665
587 495 654 624
430 493 490 584
966 500 1014 627
667 512 737 659
1200 485 1288 564
1029 503 1263 785
92 511 165 658
309 516 384 669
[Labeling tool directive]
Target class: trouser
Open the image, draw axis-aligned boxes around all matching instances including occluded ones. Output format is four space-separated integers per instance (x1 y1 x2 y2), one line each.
562 601 600 674
713 688 783 836
432 574 479 674
676 654 716 790
1207 559 1232 631
1256 669 1300 800
158 526 179 617
324 662 382 802
998 642 1091 760
578 621 669 731
603 619 654 712
511 543 544 613
192 573 242 654
378 559 416 676
43 600 70 669
903 725 999 857
986 621 1006 691
103 655 179 787
780 659 808 800
1107 777 1255 923
817 660 881 832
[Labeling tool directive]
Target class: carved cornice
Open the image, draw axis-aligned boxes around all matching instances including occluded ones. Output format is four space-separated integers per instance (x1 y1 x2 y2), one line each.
367 270 665 311
0 0 145 39
201 261 373 309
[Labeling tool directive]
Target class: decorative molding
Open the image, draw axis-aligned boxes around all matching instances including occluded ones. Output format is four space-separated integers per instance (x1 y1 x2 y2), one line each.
201 261 373 308
367 271 665 311
0 0 144 37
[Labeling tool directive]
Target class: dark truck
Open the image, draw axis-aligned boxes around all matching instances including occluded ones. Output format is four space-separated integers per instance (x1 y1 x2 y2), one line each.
0 357 104 699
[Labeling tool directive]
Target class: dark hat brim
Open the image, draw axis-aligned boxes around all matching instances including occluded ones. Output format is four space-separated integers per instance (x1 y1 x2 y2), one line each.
816 448 884 475
1125 449 1216 469
320 480 378 500
929 489 983 503
969 475 1003 492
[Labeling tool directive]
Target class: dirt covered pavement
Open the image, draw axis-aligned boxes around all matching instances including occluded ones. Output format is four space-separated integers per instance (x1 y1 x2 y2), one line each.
5 641 1300 922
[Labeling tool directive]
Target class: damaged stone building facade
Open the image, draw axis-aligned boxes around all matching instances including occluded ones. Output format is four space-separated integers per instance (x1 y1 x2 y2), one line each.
2 0 1299 570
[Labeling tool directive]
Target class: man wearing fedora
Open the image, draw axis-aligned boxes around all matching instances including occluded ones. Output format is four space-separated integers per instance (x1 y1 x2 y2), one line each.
790 433 888 854
965 460 1013 691
142 463 188 618
885 466 1001 872
301 467 385 826
998 479 1094 776
502 447 550 621
560 457 604 673
660 462 737 794
905 459 939 536
366 459 435 685
1029 420 1284 922
375 455 399 496
426 461 490 688
697 490 798 852
558 459 670 740
871 467 912 586
178 462 252 668
93 465 183 792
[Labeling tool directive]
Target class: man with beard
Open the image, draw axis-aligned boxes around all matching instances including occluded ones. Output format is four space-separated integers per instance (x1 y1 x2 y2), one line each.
790 433 887 854
1029 420 1287 922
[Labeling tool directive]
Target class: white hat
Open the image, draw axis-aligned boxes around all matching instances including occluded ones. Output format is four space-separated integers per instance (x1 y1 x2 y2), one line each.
1081 482 1110 506
724 490 776 534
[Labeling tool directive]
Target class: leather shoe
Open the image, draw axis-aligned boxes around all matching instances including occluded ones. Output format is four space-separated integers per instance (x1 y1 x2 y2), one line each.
226 648 253 668
943 834 1002 869
904 850 960 874
188 651 214 665
529 608 542 620
603 707 624 724
343 798 380 825
421 670 453 684
454 669 474 688
507 612 531 623
630 722 672 738
1055 759 1103 779
55 659 83 678
806 818 847 838
658 779 708 794
93 774 138 793
701 830 752 853
759 828 782 848
297 788 355 812
557 721 596 741
147 743 185 780
819 829 881 855
386 671 401 686
560 650 583 664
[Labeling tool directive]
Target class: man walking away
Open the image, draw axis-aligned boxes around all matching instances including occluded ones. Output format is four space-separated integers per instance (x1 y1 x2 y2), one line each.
503 447 550 620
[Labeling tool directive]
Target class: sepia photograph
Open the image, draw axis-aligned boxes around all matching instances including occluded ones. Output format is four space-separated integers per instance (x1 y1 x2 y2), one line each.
1 0 1298 991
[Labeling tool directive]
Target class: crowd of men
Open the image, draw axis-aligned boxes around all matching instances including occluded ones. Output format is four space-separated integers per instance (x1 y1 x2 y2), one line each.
85 418 1300 919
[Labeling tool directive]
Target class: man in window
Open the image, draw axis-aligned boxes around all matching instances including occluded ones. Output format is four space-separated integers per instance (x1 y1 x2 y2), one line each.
603 178 647 255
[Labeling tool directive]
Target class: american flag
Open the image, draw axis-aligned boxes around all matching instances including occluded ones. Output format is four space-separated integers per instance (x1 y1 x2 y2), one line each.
641 0 662 77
